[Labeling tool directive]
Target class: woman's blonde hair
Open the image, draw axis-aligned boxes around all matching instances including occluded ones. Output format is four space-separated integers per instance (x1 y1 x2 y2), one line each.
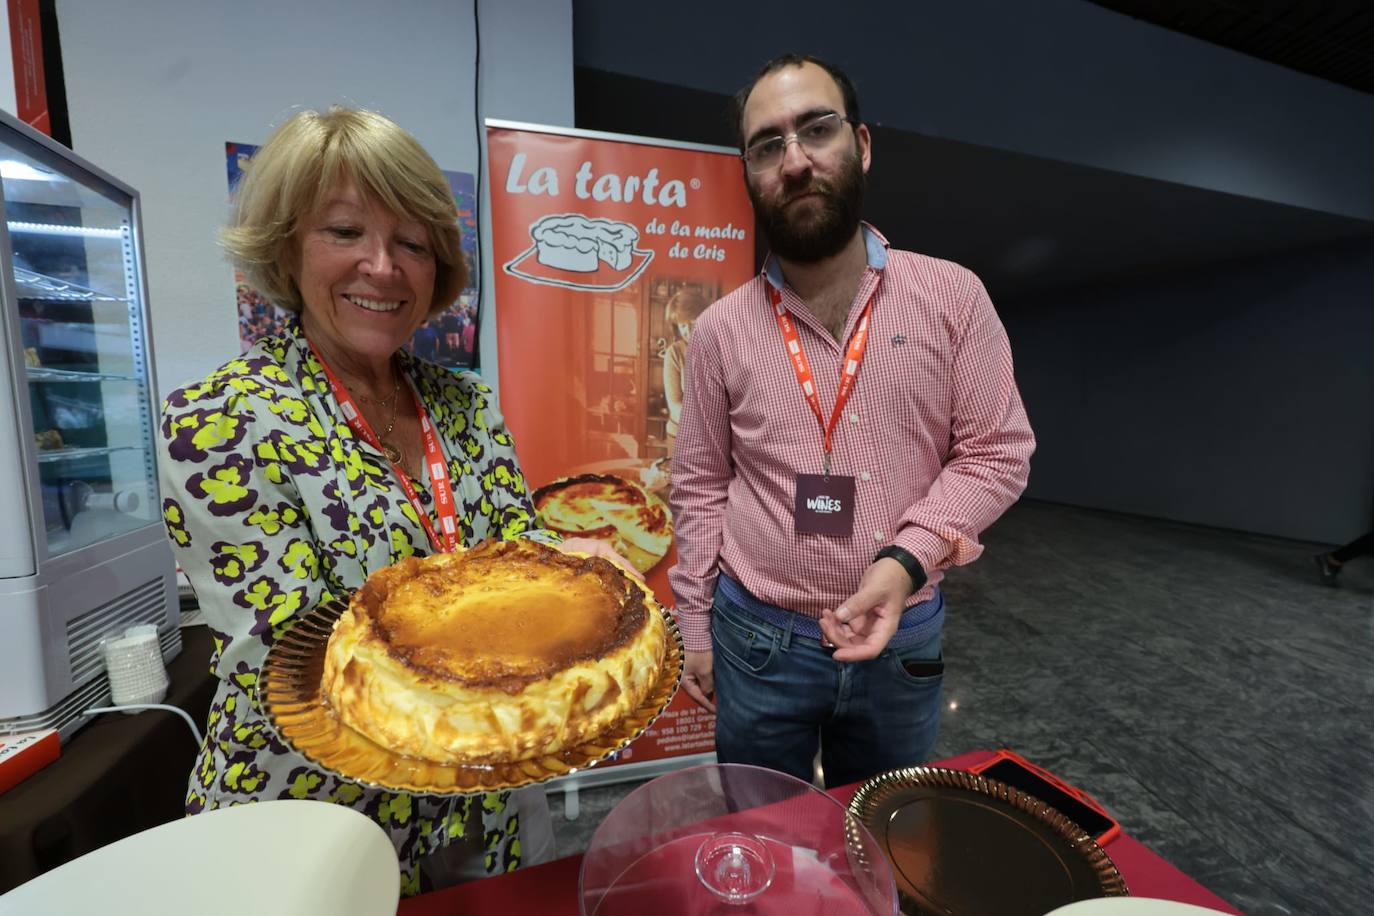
222 107 467 316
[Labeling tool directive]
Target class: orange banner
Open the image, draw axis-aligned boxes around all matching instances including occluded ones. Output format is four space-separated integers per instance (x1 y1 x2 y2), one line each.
7 0 49 135
488 123 755 766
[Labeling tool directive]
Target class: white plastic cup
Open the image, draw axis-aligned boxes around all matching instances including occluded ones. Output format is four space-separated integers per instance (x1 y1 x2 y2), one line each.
101 624 169 706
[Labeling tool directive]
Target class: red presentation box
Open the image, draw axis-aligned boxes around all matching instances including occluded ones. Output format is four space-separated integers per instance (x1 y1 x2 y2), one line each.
0 729 60 794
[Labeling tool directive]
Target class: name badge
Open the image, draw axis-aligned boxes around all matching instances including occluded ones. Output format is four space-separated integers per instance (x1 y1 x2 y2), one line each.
794 474 856 536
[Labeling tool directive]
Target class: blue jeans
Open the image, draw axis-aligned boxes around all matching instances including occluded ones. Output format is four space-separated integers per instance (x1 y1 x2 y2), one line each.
710 581 945 788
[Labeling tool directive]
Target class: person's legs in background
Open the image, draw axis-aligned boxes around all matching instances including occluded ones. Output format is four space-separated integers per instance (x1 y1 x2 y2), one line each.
1315 530 1374 587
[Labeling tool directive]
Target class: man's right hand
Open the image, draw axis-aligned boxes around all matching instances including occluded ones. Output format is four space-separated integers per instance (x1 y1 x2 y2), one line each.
682 649 716 712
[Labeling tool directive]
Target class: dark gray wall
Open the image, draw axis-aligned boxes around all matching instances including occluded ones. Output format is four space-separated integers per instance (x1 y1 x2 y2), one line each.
575 0 1374 220
574 2 1374 544
1004 240 1374 545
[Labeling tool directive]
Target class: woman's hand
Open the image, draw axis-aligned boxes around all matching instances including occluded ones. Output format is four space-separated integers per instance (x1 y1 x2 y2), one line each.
556 537 645 581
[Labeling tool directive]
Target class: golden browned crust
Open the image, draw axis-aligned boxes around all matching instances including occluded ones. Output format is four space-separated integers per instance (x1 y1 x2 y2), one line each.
350 540 648 688
321 539 667 764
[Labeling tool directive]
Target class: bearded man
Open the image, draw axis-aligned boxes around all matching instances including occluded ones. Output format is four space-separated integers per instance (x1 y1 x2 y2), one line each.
667 54 1036 786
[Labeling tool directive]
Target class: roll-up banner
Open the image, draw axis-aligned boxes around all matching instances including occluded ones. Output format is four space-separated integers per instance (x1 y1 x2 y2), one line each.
487 120 755 769
3 0 51 135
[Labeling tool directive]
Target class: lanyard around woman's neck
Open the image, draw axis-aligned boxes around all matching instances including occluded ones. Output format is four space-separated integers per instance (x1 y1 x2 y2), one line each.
306 338 460 554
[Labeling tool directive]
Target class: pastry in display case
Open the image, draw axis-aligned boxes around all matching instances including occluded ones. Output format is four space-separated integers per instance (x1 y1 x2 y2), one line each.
0 109 178 740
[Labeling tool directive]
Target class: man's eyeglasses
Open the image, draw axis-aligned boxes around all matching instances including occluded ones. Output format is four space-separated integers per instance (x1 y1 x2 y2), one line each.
741 112 857 173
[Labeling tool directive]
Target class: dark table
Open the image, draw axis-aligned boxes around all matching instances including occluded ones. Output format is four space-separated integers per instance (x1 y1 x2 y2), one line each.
0 624 216 894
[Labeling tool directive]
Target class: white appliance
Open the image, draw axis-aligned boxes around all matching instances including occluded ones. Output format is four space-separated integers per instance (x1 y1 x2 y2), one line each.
0 109 178 740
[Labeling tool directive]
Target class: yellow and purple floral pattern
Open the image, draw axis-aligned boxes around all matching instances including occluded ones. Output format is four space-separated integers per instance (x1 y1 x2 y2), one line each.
159 318 550 895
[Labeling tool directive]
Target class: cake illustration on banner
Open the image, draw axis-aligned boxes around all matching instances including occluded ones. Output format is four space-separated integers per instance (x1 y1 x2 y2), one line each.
533 473 673 574
533 214 638 271
504 212 653 292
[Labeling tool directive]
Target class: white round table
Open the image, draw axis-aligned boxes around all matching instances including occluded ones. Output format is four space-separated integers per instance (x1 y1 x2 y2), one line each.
0 800 399 916
1047 898 1233 915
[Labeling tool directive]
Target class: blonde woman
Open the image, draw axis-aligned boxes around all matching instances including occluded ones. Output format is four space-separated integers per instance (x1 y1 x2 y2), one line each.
159 107 623 894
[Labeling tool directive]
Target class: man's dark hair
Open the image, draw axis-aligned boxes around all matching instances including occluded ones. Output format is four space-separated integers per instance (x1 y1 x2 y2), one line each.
733 54 862 151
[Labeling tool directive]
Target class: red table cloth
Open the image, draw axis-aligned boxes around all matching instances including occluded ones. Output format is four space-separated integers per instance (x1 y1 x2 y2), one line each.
399 750 1240 915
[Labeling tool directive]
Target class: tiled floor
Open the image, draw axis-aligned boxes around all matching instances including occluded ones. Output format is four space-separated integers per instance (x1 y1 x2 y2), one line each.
544 501 1374 915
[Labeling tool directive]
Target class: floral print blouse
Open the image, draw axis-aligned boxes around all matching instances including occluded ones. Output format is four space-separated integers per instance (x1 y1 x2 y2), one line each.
158 317 551 895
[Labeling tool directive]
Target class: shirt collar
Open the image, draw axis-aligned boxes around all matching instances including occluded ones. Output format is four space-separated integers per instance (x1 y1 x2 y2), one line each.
763 222 889 291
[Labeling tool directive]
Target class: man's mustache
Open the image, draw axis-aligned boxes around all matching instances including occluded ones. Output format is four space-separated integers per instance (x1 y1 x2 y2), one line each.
780 179 835 204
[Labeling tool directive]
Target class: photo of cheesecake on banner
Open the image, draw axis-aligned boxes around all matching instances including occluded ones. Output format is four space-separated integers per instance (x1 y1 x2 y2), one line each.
503 212 654 292
533 471 673 574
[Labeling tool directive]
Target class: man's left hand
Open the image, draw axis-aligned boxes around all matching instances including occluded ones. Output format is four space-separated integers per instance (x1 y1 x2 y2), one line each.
819 557 913 662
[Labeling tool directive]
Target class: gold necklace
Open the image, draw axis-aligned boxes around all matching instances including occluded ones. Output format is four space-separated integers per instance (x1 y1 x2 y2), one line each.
353 370 401 408
347 365 405 465
377 395 403 465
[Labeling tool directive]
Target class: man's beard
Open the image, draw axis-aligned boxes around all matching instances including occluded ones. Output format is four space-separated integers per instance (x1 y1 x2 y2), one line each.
749 151 865 263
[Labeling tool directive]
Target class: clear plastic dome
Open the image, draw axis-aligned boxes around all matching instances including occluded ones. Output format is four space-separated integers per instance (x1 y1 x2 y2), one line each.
579 763 898 915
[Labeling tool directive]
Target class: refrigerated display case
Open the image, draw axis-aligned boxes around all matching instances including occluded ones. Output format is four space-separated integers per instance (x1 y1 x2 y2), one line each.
0 110 179 739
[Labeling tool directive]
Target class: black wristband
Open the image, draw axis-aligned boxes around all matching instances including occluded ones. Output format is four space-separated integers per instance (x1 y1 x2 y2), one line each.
874 545 926 595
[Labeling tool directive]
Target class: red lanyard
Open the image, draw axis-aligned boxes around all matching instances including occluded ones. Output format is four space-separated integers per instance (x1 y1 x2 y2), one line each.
769 277 877 475
307 341 460 554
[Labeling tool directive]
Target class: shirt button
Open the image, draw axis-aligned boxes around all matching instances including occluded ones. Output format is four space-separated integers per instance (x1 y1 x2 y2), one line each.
873 531 884 541
861 471 871 482
850 412 860 424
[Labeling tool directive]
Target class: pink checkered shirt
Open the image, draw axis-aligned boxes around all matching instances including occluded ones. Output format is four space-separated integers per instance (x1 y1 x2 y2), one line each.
668 225 1035 652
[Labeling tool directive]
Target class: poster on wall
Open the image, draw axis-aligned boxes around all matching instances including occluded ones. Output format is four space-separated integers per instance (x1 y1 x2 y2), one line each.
2 0 51 135
487 121 756 768
225 141 482 369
